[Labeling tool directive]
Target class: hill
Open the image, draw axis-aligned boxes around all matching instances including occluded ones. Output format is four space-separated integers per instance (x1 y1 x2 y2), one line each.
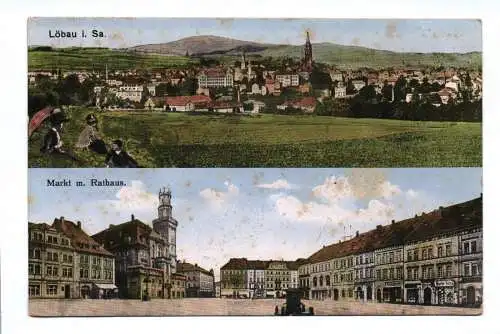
129 35 281 56
130 35 482 69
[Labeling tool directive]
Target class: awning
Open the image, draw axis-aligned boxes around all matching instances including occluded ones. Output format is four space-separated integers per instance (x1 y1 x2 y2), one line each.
94 283 118 290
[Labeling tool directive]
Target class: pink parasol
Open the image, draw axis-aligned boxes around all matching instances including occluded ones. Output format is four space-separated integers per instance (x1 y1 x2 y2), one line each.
28 106 54 137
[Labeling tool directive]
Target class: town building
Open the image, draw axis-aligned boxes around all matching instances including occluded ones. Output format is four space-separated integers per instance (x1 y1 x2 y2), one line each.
247 260 267 299
165 95 212 112
177 261 215 297
220 258 248 298
116 85 144 102
275 73 300 87
299 196 482 306
334 84 347 99
92 187 182 299
28 218 116 299
197 68 234 88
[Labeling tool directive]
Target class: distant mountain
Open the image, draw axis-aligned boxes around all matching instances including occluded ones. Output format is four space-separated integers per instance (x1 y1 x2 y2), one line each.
129 35 482 69
129 35 282 56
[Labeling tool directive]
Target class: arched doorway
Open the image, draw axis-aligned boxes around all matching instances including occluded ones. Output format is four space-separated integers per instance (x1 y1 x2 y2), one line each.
367 286 373 300
377 289 382 302
333 289 339 301
466 286 476 305
424 287 432 305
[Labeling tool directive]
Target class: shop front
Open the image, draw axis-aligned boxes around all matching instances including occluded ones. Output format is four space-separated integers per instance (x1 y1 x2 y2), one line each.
460 277 482 306
404 283 421 304
382 281 403 303
434 279 456 305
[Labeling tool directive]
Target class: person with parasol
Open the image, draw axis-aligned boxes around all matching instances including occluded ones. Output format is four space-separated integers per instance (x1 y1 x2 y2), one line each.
29 106 79 162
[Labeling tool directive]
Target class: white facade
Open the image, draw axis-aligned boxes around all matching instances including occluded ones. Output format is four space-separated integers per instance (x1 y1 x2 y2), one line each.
116 85 144 103
275 74 299 87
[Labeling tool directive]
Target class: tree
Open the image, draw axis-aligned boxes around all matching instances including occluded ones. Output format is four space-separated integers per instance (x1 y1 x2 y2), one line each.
394 75 407 102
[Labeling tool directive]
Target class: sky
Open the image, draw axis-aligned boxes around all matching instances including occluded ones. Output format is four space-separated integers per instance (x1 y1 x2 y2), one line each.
28 168 482 280
27 18 482 53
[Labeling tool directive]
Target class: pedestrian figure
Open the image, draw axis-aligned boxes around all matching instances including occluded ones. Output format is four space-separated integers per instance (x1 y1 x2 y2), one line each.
40 108 79 162
75 113 108 154
105 139 139 168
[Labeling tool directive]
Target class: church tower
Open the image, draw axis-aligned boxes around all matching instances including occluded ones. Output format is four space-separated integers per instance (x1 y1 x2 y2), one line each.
153 187 178 275
304 31 313 71
241 52 246 70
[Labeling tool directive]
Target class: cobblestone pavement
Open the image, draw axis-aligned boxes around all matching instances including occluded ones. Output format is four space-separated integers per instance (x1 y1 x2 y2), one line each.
29 299 482 317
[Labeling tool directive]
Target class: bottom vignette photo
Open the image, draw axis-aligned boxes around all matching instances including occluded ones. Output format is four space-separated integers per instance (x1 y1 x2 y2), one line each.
27 168 482 316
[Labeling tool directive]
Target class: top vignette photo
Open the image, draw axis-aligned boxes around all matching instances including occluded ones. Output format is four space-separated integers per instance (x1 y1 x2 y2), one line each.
27 18 482 168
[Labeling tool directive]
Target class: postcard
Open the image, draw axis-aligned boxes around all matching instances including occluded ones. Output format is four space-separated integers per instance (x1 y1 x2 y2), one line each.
27 18 482 168
28 168 482 316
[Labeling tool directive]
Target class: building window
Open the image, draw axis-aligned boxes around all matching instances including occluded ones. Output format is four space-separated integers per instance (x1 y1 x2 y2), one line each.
47 284 58 296
464 242 470 254
46 266 58 277
29 248 41 259
422 249 427 260
464 264 470 276
413 250 418 261
446 264 452 277
29 284 41 296
376 270 381 280
437 265 443 278
382 269 388 280
29 263 41 275
472 264 478 276
396 268 402 279
445 244 451 256
406 268 411 280
427 247 433 258
438 246 443 257
471 241 477 253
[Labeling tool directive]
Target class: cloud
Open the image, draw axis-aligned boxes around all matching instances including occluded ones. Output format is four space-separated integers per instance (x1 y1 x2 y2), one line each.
256 179 295 190
100 180 158 212
312 170 402 203
273 194 395 228
199 181 239 208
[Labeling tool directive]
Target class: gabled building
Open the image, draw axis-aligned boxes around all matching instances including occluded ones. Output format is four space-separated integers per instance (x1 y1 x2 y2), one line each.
177 261 215 298
29 218 116 299
92 187 182 300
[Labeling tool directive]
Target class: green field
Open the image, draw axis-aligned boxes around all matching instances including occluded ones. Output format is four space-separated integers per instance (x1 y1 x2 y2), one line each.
28 109 482 167
28 48 196 71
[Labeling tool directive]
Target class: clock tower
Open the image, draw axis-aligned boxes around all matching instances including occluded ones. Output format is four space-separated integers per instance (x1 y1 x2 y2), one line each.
153 187 178 275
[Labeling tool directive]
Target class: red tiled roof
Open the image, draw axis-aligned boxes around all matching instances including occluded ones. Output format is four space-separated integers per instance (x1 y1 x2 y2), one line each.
92 218 154 251
165 95 211 106
52 218 113 257
177 261 213 276
306 196 482 264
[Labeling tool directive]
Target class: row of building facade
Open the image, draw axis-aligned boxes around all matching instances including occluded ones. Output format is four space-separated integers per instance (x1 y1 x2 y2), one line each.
28 188 215 299
220 196 482 306
219 258 304 299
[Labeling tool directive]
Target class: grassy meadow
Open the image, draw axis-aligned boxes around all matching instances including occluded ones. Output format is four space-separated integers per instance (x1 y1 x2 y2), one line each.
28 108 482 168
28 48 196 71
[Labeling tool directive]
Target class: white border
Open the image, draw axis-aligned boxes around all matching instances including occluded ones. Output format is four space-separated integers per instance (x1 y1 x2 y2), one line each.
2 1 499 333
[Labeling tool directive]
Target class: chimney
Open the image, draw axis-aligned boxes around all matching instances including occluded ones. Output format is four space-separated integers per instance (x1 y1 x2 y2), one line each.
391 219 395 224
131 214 135 221
376 225 382 231
60 216 64 223
356 231 359 237
109 224 115 229
77 221 81 229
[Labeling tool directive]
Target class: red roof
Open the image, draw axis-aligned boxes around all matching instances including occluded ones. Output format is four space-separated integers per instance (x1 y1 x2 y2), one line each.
165 95 211 106
286 96 317 108
52 217 114 257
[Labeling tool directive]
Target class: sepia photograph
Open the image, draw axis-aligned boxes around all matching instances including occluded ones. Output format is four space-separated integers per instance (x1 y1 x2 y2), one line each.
27 18 482 168
28 168 482 316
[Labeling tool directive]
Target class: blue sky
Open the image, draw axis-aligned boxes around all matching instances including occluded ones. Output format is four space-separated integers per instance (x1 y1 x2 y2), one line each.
28 168 482 280
28 18 482 53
